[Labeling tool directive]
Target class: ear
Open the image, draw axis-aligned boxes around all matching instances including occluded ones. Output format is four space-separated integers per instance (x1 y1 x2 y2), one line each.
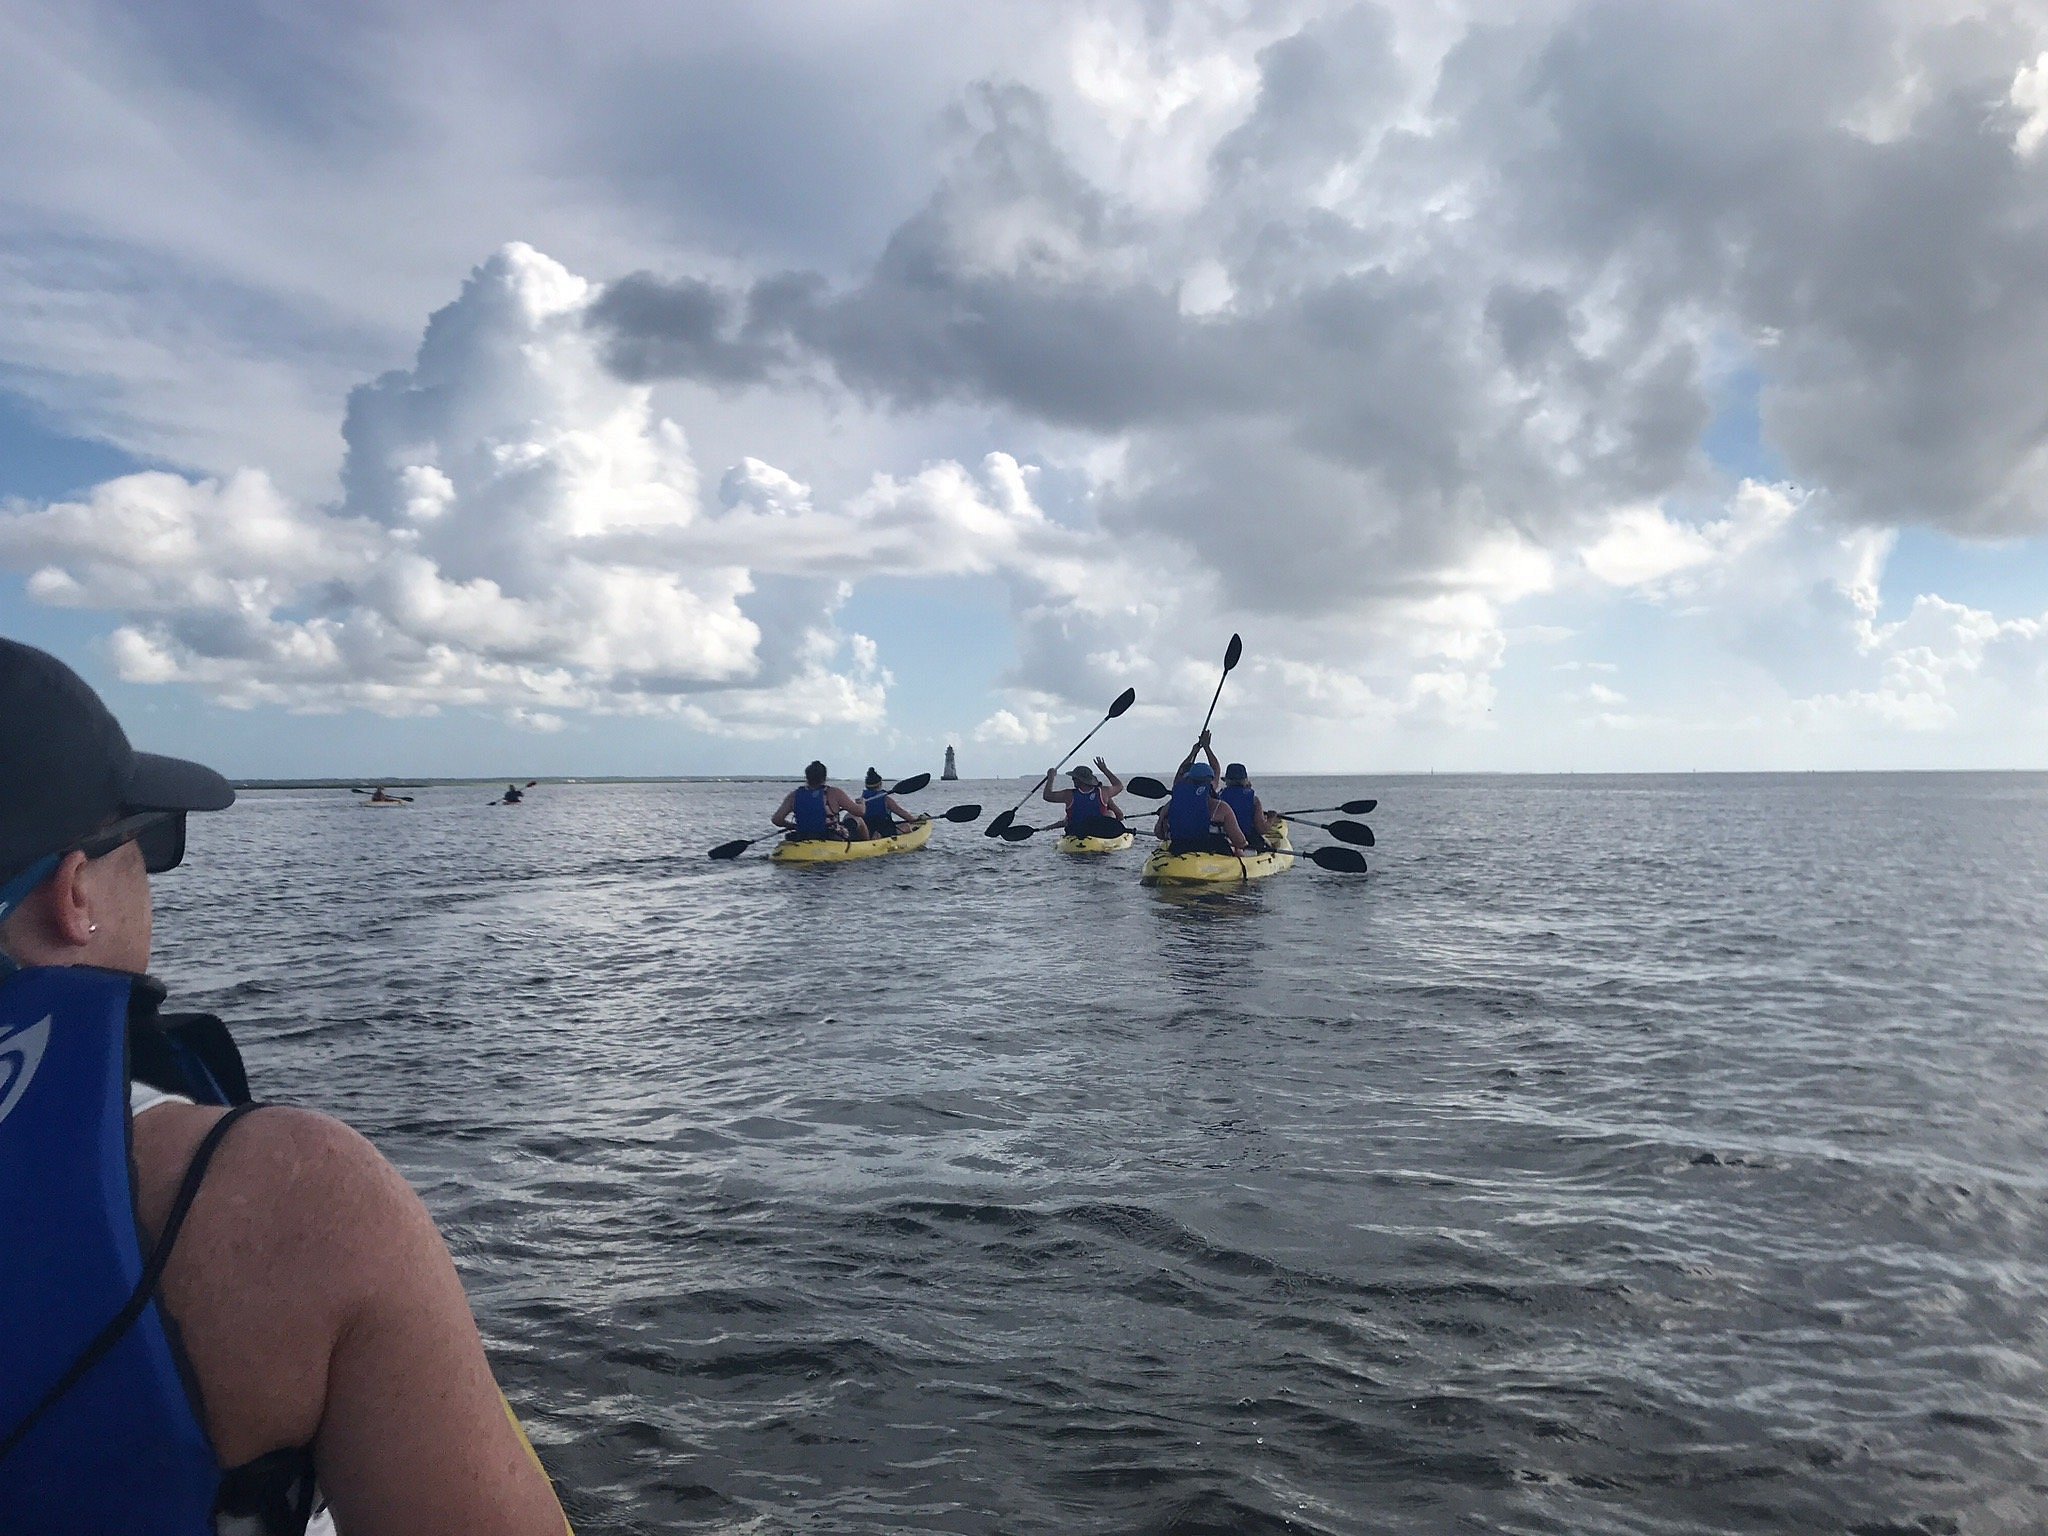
35 852 96 951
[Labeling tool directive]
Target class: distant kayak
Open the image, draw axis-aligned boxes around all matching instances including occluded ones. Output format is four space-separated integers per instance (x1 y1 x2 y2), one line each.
362 800 409 809
1057 829 1134 854
770 817 934 864
1141 819 1294 885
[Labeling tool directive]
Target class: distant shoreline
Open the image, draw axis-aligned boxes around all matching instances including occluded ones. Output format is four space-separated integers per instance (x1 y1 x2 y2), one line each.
234 768 2047 790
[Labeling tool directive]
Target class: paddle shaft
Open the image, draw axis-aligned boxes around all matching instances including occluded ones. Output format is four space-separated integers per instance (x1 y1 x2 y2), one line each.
995 711 1124 824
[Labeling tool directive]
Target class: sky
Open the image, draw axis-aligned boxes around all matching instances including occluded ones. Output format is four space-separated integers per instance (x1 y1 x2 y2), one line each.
3 0 2047 778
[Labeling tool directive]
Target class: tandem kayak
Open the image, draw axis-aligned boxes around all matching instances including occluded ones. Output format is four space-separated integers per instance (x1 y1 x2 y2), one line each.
1140 819 1293 885
770 817 935 864
1057 828 1134 854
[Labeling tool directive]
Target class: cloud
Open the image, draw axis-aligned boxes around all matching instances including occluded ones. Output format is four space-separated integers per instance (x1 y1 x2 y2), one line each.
8 3 2048 765
0 245 897 729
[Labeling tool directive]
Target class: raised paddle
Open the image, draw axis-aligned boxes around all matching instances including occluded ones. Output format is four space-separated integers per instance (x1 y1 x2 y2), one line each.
984 687 1137 838
708 795 980 860
1190 633 1243 751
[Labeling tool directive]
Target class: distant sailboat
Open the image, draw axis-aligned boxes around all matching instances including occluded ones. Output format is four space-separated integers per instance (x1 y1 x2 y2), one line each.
942 745 959 781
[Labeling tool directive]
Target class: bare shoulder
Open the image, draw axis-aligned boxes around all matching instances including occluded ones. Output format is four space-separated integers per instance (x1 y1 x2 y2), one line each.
132 1104 445 1462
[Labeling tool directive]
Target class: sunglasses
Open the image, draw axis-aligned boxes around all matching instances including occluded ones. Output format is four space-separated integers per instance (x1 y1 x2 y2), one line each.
74 811 187 875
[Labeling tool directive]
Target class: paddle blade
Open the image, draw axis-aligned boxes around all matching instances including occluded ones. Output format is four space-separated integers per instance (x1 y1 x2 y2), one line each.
1000 823 1036 842
708 839 751 861
1329 820 1376 847
984 809 1016 838
1308 846 1368 874
1222 632 1243 671
1107 686 1137 719
1077 816 1130 840
1341 798 1378 815
1125 776 1170 799
891 772 932 795
942 803 983 822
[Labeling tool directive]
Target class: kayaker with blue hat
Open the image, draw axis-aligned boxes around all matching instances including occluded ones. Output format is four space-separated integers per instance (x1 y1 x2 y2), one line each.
1154 730 1248 855
1219 761 1274 851
0 639 567 1534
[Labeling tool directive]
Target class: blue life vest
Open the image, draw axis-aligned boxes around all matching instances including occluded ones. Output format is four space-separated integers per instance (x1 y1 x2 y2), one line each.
792 785 831 836
0 964 269 1533
1065 787 1104 831
860 789 894 837
1168 781 1217 844
1220 785 1260 845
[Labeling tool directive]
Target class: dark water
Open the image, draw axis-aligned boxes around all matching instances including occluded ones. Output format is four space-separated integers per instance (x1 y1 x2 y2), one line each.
155 774 2048 1535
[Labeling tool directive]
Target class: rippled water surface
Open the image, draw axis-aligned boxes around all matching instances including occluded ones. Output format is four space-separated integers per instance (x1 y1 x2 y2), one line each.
156 774 2048 1534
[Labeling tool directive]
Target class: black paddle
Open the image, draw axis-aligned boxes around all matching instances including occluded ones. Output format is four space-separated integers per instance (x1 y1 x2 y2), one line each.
490 780 539 805
1135 824 1368 874
1272 798 1377 817
708 790 979 860
1280 816 1374 847
1124 775 1171 800
1302 846 1369 874
351 788 414 803
1190 633 1242 752
984 688 1137 838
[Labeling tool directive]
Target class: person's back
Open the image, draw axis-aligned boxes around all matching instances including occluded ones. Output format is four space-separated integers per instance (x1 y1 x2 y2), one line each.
0 640 567 1536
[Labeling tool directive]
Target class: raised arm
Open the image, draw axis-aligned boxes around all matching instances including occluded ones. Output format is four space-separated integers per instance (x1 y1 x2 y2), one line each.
1093 757 1124 795
1039 769 1067 805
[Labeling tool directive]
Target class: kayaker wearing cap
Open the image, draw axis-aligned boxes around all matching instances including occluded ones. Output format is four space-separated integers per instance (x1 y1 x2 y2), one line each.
1218 762 1273 851
856 770 925 841
1040 757 1128 835
0 641 567 1535
773 761 868 841
1154 730 1247 854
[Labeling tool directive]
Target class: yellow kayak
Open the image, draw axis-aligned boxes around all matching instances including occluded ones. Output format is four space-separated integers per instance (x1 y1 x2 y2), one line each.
1141 819 1293 885
1057 829 1134 854
770 816 934 863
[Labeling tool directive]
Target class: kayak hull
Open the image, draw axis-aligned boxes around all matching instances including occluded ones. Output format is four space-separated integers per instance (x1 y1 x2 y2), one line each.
770 817 934 863
1057 830 1134 854
1141 820 1293 885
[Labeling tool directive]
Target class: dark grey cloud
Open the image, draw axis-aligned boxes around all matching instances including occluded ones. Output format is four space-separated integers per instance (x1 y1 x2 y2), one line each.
588 273 792 386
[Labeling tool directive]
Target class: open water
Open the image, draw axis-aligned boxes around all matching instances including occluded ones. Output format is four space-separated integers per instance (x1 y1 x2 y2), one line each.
154 773 2048 1535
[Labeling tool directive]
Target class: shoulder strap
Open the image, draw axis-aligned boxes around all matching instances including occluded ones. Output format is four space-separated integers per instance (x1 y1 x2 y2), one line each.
0 1102 264 1466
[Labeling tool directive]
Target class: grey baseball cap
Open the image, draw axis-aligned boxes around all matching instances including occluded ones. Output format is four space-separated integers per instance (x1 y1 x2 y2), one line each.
0 639 233 887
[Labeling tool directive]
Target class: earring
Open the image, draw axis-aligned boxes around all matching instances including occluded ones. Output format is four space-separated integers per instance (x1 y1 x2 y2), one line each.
88 923 98 934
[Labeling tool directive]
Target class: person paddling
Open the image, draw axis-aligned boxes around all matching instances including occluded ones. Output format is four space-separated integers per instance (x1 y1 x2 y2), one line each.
1041 758 1127 835
501 783 524 805
773 761 868 842
1218 761 1274 851
367 785 403 804
1154 730 1248 854
856 769 925 840
0 641 567 1535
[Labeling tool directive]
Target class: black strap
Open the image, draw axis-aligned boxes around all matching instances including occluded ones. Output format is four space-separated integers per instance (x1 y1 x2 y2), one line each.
0 1102 264 1465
